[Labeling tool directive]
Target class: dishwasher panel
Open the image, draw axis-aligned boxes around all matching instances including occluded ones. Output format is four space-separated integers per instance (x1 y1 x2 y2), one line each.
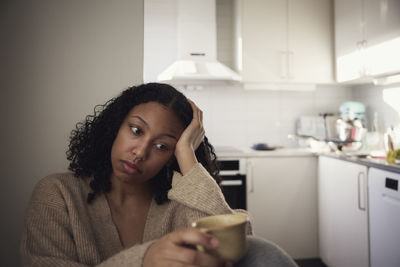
368 167 400 267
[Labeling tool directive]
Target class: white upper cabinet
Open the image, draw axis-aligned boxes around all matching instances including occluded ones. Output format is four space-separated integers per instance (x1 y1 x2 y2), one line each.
334 0 364 82
335 0 400 83
364 0 400 47
288 0 334 84
364 0 400 78
238 0 334 90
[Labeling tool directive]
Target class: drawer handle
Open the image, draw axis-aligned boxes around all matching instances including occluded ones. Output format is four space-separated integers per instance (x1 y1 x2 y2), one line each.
358 172 366 211
220 180 243 186
247 161 254 193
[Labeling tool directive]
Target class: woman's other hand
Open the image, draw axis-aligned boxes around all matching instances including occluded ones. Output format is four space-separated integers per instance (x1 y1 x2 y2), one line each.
143 228 224 267
175 99 205 174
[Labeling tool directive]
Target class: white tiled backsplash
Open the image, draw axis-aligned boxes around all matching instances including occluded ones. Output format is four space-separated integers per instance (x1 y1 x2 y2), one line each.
353 84 400 132
183 85 352 148
183 83 400 149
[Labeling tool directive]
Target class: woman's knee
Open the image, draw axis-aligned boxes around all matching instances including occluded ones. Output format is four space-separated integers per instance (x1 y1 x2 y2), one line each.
234 236 298 267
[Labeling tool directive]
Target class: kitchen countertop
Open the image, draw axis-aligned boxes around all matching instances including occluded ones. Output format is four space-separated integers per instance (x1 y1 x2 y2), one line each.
214 146 316 158
213 145 400 174
320 152 400 174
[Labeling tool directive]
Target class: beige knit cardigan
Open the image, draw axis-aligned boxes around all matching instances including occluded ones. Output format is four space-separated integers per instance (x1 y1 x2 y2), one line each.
20 163 251 266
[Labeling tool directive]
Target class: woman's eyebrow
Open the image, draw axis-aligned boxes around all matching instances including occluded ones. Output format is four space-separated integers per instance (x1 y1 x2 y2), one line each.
159 133 178 140
130 115 148 127
130 115 178 140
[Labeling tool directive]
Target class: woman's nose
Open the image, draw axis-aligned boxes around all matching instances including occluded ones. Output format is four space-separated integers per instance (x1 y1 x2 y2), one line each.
132 141 149 161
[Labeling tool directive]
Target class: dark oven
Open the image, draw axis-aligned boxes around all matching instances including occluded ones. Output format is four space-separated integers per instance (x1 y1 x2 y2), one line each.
218 158 247 210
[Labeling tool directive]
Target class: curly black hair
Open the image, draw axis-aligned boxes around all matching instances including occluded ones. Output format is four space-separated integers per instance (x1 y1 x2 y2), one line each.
67 83 220 204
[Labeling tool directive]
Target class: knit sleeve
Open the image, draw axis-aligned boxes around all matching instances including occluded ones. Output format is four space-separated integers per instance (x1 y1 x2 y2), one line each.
20 177 155 267
168 163 232 215
167 163 253 234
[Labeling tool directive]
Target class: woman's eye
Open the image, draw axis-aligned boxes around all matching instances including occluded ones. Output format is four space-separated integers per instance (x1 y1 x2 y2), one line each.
155 143 168 151
130 126 142 135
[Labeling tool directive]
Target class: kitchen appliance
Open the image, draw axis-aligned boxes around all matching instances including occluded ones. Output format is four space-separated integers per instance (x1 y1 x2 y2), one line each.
295 114 342 142
323 113 340 141
368 168 400 267
336 118 367 142
339 101 366 121
321 102 368 152
296 115 326 141
336 101 367 143
217 156 247 210
157 0 241 86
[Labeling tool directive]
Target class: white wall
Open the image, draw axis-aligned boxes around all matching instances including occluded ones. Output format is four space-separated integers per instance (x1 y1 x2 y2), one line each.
352 84 400 132
183 85 352 148
0 0 144 265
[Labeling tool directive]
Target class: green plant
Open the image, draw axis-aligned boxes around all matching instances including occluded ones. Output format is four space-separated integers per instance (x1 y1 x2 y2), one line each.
386 149 400 164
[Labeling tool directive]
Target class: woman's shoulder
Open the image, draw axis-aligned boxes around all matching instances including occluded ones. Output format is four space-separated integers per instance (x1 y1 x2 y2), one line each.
30 172 91 207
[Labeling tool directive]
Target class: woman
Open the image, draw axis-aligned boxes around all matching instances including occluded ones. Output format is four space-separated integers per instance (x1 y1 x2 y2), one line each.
20 83 297 267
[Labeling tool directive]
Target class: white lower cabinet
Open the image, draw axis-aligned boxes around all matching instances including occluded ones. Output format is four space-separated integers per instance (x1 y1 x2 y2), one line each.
318 156 369 267
246 156 318 259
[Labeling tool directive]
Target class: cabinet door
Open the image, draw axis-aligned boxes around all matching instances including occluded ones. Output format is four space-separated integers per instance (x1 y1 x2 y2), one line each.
289 0 333 83
364 0 400 76
364 0 400 47
247 157 318 259
240 0 333 87
318 156 369 267
334 0 364 82
335 0 400 81
241 0 287 84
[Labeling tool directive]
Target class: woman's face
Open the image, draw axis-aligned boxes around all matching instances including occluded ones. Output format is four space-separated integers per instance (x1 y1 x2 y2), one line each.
110 101 185 185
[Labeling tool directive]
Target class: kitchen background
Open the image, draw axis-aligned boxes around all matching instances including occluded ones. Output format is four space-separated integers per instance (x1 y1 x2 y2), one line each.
1 0 399 266
144 0 399 148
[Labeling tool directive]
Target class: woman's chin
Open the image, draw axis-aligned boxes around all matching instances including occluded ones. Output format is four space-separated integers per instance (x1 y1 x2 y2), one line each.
112 170 149 185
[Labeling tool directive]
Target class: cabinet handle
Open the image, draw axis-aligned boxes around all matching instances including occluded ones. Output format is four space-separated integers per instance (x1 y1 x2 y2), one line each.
356 41 362 50
361 40 369 75
288 51 294 80
247 161 254 193
361 40 367 48
358 172 366 211
280 51 288 79
356 40 364 76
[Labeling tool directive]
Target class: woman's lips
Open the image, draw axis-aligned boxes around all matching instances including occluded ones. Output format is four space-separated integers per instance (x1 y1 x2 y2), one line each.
121 160 142 174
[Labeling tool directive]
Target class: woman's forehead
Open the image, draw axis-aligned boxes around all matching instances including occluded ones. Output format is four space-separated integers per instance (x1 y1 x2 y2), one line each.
127 102 184 133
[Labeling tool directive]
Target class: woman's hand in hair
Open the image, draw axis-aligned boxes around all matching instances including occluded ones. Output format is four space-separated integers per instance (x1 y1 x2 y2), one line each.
175 99 205 175
143 228 224 267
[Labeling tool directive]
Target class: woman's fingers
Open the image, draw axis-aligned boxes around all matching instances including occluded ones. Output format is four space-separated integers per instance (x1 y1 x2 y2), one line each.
168 228 218 248
167 229 221 266
143 228 222 267
164 245 221 267
187 98 205 148
179 98 205 150
187 98 203 125
174 99 206 174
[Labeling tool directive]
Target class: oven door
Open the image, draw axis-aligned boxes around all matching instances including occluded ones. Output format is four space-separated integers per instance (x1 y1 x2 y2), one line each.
220 174 247 210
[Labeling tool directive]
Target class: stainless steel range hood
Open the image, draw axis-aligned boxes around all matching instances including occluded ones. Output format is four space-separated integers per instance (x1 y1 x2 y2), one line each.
157 0 241 85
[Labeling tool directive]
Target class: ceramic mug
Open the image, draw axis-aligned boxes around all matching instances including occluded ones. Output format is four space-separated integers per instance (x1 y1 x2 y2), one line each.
191 213 248 262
